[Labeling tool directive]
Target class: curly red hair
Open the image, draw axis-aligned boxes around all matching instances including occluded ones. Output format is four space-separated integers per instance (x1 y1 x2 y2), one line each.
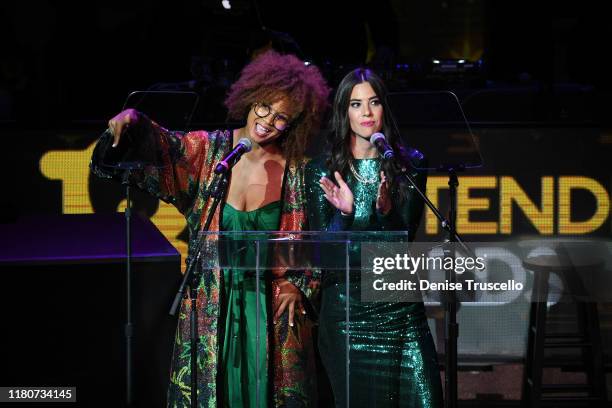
225 51 330 163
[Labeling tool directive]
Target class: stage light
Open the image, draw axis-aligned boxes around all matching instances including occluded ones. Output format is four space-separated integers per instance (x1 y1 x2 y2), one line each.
221 0 231 10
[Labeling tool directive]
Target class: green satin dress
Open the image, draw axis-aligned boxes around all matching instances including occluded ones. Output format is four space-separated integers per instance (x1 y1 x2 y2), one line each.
220 201 281 408
305 156 443 408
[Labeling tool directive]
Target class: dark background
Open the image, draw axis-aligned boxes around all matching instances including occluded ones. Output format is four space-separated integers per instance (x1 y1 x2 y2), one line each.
1 1 611 406
0 1 609 125
1 0 609 220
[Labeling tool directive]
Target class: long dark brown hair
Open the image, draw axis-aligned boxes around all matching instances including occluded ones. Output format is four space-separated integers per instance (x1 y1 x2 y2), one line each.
326 68 411 202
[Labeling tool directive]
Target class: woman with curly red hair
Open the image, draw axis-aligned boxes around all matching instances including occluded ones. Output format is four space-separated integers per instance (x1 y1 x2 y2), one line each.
91 51 330 407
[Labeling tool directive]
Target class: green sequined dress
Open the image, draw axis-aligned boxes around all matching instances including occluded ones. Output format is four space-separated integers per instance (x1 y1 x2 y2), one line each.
305 155 443 408
220 201 281 408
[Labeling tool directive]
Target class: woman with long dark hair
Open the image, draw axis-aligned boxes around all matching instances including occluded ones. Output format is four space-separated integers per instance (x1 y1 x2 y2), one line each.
305 68 442 407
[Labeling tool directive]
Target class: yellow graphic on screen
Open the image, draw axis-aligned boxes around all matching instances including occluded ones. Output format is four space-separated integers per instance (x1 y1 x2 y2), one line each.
425 176 609 234
40 142 188 270
40 143 97 214
39 144 611 262
559 177 610 234
500 177 554 235
457 176 498 234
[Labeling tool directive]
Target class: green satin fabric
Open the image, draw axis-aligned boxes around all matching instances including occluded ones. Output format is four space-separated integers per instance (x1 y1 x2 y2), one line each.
220 201 281 408
305 157 443 408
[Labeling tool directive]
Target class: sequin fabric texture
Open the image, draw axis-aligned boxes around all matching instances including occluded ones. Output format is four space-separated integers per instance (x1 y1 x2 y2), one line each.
304 155 443 408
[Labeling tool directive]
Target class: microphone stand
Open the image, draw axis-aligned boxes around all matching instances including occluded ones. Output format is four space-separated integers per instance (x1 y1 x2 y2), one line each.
444 167 459 408
398 165 467 408
169 170 229 408
117 161 145 408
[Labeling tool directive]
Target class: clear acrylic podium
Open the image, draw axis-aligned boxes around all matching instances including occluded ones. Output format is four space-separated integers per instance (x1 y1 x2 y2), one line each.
193 230 414 407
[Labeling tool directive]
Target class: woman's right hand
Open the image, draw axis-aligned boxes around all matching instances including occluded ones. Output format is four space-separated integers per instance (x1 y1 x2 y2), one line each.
108 109 141 147
320 171 354 215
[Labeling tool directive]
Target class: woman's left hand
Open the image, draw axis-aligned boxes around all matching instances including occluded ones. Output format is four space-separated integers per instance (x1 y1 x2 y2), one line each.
272 278 305 327
376 171 392 215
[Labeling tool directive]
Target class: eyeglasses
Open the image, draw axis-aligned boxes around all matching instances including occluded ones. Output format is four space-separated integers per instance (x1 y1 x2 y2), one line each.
253 102 291 131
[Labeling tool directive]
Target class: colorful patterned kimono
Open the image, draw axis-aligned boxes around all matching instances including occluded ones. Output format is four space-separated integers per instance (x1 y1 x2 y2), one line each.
91 119 318 407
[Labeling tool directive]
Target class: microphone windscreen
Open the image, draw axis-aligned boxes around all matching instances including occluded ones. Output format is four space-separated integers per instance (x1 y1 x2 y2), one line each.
237 137 253 152
370 132 386 144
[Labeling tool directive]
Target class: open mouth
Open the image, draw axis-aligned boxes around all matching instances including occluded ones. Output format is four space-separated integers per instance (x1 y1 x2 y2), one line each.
255 123 273 137
360 121 376 127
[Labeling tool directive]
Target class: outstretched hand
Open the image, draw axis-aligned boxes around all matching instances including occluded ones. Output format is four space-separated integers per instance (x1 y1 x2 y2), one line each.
108 109 141 148
320 171 354 215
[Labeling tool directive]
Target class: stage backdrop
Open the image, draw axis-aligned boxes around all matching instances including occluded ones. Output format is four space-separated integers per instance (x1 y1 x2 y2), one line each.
14 123 608 252
2 121 611 366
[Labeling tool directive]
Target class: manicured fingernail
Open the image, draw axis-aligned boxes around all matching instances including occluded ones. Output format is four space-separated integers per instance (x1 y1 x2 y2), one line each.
289 322 294 327
112 143 117 148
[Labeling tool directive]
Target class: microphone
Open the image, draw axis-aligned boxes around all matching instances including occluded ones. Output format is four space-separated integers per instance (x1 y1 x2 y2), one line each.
370 132 395 160
214 138 253 174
